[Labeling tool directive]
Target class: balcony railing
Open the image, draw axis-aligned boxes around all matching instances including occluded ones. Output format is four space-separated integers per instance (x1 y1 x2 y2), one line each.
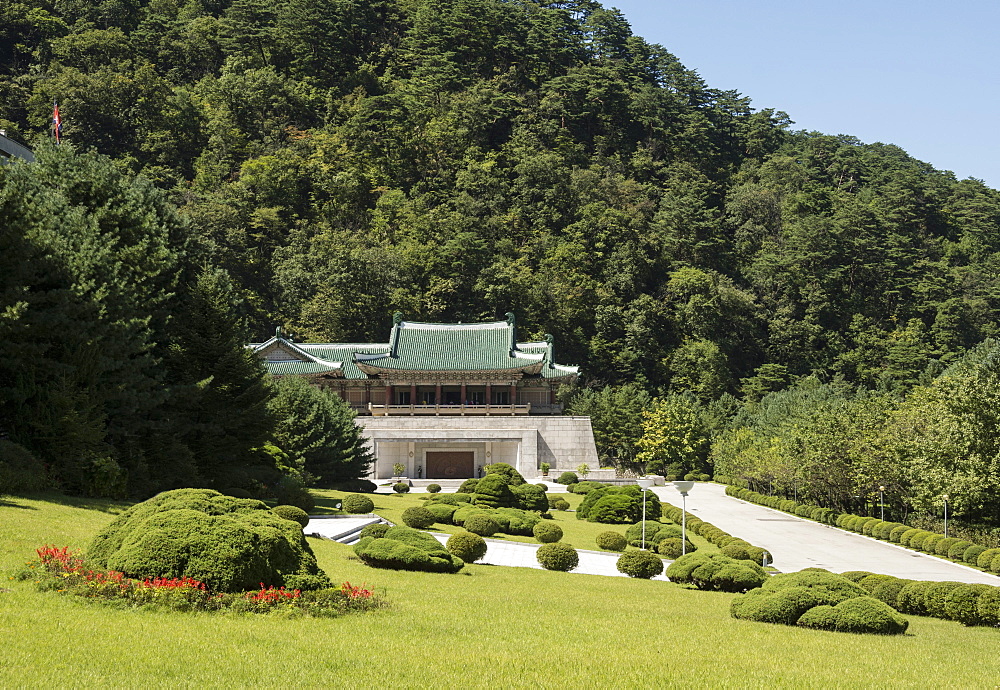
368 403 535 416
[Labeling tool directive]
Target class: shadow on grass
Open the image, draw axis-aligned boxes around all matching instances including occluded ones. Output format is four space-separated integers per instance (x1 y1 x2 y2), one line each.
0 497 38 510
8 491 129 514
311 495 346 516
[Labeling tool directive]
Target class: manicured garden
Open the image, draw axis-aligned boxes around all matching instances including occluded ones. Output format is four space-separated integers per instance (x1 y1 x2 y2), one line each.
5 491 1000 686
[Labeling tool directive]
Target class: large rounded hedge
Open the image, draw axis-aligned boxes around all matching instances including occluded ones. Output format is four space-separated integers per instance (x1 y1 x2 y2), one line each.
425 503 458 524
665 553 766 592
446 531 488 563
342 493 375 514
473 473 518 508
625 521 680 548
88 488 331 593
533 521 563 543
796 597 909 635
656 537 695 559
616 550 664 579
354 526 464 573
537 543 579 571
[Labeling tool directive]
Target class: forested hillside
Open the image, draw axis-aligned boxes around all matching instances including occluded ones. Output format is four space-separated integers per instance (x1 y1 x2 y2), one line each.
3 0 1000 516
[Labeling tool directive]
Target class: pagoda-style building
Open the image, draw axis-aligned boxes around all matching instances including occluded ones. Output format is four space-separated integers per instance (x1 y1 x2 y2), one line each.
250 313 598 480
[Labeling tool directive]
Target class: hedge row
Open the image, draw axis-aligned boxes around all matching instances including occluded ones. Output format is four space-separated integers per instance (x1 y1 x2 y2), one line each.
661 503 773 565
835 569 1000 627
724 485 1000 574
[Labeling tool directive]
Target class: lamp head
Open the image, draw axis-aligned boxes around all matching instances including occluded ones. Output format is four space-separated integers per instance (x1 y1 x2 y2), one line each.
672 481 695 496
942 494 949 501
636 478 655 489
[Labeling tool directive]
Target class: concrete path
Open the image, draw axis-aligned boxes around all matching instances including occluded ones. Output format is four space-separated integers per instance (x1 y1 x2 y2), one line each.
429 533 669 580
653 482 1000 585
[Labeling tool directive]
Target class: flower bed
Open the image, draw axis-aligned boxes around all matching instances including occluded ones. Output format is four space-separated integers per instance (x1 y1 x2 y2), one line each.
19 545 383 617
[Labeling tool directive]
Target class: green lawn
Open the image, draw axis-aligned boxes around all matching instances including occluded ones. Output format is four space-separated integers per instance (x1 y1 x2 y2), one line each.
4 492 1000 687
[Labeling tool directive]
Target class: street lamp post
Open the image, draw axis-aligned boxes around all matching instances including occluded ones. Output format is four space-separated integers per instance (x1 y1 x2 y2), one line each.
673 481 695 555
942 494 949 538
637 477 655 549
879 486 885 522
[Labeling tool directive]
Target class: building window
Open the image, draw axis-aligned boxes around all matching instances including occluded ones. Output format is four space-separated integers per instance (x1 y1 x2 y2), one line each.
492 390 509 405
468 390 484 404
397 391 411 405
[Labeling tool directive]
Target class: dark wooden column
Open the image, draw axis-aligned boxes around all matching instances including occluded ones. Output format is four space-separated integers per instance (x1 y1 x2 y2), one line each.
410 383 417 404
385 384 393 416
485 383 492 406
435 383 442 405
460 382 467 404
510 383 517 406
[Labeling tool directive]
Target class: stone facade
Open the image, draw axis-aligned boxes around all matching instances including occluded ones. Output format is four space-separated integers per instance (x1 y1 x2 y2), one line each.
362 415 599 480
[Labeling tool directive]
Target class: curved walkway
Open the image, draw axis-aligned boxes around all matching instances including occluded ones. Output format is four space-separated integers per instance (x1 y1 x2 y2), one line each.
653 482 1000 585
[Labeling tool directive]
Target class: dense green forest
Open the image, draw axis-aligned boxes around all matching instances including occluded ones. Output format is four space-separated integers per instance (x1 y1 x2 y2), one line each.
2 0 1000 520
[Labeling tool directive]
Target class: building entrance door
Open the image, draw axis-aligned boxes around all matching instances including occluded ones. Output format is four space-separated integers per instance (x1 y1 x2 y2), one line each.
426 451 475 479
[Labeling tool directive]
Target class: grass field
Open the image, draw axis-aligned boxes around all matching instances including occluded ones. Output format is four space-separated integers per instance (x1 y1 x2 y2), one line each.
4 492 1000 688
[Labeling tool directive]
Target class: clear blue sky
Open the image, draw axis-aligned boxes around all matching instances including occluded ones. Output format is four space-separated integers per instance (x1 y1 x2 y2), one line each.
608 1 1000 189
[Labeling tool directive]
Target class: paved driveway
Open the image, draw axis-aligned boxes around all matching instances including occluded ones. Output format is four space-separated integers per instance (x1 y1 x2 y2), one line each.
653 482 1000 584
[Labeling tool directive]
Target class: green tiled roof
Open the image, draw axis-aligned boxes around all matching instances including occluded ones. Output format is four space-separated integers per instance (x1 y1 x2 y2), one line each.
249 317 579 380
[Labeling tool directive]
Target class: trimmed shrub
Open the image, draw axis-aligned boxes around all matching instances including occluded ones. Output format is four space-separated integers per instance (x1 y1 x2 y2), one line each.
464 514 500 537
763 571 868 600
976 547 1000 569
401 506 436 529
721 543 755 560
342 494 375 514
732 586 829 626
857 574 896 593
859 518 880 535
657 538 695 559
425 503 458 524
472 473 518 509
839 571 874 583
683 472 697 481
446 531 488 563
533 522 563 543
556 472 579 485
906 531 932 550
553 498 570 511
871 578 911 607
963 544 987 565
921 533 944 553
536 543 579 571
976 587 1000 627
272 505 310 528
875 522 902 540
88 488 330 592
274 478 315 513
359 523 391 540
934 537 961 557
511 483 549 512
666 553 766 592
944 584 995 626
990 553 1000 574
923 581 964 618
354 526 463 573
616 550 664 579
427 493 474 506
896 581 933 615
495 507 541 535
625 521 680 547
458 479 480 494
888 525 910 543
797 596 908 635
393 482 410 494
485 462 526 486
596 531 628 551
947 540 973 560
426 484 442 493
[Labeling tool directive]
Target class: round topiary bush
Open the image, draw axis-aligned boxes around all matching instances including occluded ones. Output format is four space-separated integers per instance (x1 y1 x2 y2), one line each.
464 514 500 537
272 504 310 528
556 471 578 485
354 526 464 573
402 506 437 529
944 583 995 626
446 531 488 563
87 488 331 592
359 522 391 540
596 531 628 551
924 581 964 618
617 549 664 579
976 587 1000 627
393 482 410 494
977 547 1000 569
888 525 910 543
533 521 563 543
964 544 987 565
536 542 579 571
656 538 696 559
342 493 375 514
666 553 766 592
273 477 316 513
947 540 974 560
895 580 934 615
426 483 442 493
458 478 480 493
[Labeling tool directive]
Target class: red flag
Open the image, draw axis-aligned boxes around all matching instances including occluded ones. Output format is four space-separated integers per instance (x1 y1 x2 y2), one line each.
52 101 62 144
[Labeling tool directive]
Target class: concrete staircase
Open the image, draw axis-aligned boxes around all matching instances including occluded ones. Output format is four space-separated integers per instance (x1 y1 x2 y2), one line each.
304 514 390 544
